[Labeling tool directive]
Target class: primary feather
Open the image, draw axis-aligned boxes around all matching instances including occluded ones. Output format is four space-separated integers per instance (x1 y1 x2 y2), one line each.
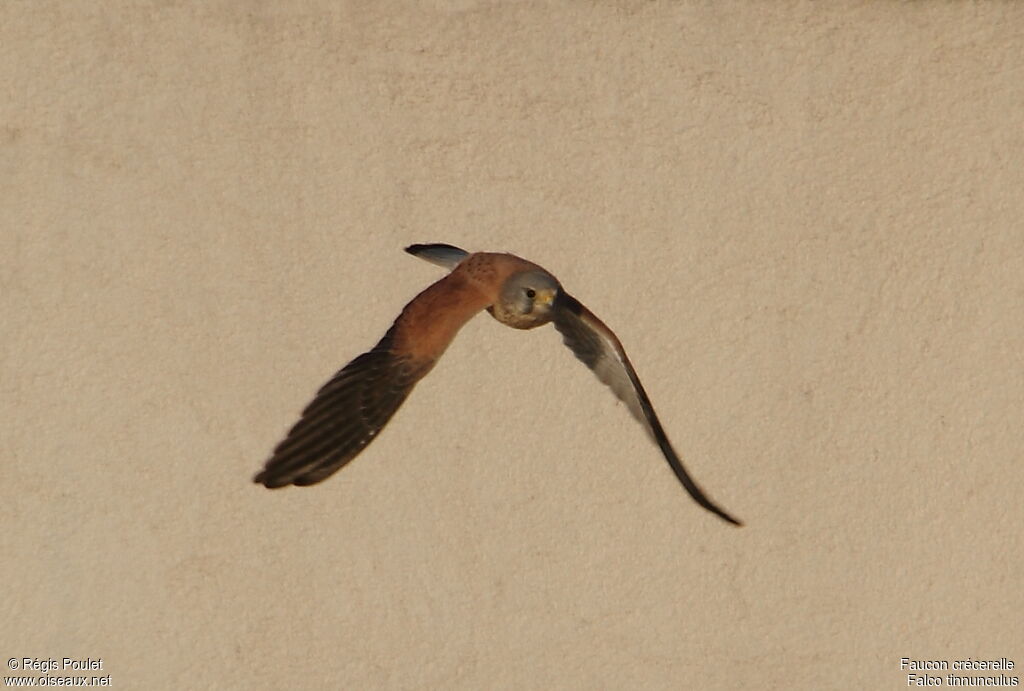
553 293 742 526
254 327 428 488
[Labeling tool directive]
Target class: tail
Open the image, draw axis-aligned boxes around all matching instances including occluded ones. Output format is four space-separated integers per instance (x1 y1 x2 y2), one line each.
405 243 470 270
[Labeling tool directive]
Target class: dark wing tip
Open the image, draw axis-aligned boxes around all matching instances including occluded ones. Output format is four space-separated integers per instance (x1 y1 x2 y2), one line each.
651 428 745 527
648 411 745 527
253 468 289 488
714 506 744 527
253 346 422 490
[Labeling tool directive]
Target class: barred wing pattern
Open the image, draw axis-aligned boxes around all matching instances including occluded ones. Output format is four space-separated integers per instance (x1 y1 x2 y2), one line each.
254 329 428 488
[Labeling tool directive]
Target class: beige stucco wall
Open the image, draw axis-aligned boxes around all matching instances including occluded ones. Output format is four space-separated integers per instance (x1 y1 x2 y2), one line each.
3 2 1021 689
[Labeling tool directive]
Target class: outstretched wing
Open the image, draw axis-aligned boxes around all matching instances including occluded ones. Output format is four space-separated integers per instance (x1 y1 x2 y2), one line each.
255 257 494 489
254 326 431 488
552 293 742 526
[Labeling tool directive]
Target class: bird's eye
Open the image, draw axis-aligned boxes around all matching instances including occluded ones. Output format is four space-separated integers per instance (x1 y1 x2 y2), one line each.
525 288 536 299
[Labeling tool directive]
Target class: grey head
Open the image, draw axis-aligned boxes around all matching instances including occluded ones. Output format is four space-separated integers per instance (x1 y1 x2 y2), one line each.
491 270 561 330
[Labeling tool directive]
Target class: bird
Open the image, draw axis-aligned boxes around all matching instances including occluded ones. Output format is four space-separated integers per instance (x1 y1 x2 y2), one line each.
254 243 742 526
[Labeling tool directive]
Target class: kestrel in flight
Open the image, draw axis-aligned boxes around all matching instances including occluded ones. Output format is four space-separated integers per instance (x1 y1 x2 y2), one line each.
254 243 742 526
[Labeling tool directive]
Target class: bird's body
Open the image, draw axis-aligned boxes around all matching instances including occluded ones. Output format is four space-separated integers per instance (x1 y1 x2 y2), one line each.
391 252 551 360
255 243 742 526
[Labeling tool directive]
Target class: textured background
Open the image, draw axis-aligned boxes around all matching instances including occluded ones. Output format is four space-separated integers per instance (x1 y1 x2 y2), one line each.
2 2 1022 689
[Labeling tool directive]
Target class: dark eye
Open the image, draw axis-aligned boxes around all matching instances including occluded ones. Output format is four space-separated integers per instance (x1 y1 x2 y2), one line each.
525 288 536 299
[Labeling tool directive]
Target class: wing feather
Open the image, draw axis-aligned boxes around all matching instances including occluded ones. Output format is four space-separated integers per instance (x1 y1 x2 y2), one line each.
553 293 742 526
254 328 430 488
256 256 492 489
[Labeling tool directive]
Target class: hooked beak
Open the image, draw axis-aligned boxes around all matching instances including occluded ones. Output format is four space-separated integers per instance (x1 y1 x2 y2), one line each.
536 289 556 307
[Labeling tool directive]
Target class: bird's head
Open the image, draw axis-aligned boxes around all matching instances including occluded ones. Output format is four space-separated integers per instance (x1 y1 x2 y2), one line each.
491 270 561 329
